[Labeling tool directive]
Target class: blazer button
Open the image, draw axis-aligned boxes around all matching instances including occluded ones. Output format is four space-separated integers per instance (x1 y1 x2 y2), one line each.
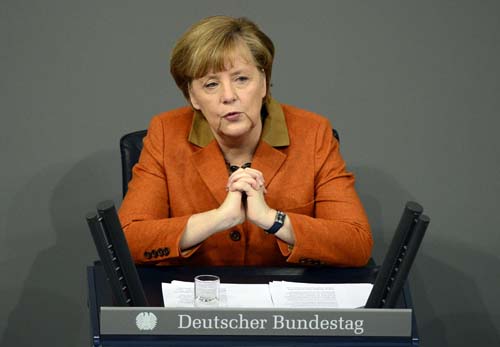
163 247 170 256
157 248 164 257
144 251 152 259
230 230 241 241
151 249 158 258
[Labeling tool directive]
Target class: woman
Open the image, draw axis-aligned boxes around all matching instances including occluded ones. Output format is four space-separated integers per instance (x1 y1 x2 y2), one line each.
118 16 372 267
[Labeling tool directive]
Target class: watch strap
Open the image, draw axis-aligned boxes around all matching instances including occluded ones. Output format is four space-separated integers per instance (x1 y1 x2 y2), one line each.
265 210 286 234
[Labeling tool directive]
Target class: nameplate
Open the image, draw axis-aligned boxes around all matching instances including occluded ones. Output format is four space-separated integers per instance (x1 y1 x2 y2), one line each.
100 307 412 337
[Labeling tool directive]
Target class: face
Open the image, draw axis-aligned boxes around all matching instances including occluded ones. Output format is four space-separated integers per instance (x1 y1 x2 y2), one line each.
188 49 267 141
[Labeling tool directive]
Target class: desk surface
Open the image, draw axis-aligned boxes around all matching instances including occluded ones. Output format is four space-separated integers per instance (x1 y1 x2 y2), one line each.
88 263 419 347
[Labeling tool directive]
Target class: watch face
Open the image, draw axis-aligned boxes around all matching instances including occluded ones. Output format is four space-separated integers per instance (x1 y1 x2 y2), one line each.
276 211 286 224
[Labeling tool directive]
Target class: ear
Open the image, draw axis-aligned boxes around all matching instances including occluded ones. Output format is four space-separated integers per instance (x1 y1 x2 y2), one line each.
188 85 201 110
260 71 267 99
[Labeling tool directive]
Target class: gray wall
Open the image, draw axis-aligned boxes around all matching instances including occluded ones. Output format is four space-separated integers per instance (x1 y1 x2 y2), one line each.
1 1 499 346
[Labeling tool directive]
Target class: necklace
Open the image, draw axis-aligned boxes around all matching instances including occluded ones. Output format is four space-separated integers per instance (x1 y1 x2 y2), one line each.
225 161 252 173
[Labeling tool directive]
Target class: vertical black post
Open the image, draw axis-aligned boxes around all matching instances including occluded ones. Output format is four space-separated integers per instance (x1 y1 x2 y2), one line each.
96 200 148 307
86 212 129 306
384 214 430 307
365 202 424 308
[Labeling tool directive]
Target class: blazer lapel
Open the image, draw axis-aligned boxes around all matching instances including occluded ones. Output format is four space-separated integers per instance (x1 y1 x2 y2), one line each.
252 140 287 188
190 138 287 203
190 140 229 205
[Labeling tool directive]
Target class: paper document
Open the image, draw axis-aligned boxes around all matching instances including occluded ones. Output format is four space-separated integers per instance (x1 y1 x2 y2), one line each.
269 281 373 309
162 281 274 308
162 280 372 309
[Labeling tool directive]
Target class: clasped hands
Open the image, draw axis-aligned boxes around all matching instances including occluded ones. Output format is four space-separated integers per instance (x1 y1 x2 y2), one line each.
218 167 275 230
180 167 293 250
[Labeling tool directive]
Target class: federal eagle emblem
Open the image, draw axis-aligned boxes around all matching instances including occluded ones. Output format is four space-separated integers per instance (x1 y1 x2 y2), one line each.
135 312 158 331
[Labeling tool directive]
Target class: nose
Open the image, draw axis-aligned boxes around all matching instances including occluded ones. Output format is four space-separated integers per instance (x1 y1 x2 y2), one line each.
220 81 237 104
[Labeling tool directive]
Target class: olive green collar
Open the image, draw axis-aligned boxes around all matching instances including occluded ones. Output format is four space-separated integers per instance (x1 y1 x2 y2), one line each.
188 97 290 147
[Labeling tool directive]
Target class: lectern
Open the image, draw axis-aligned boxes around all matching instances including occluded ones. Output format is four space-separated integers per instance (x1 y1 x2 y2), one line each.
87 201 428 346
87 264 420 346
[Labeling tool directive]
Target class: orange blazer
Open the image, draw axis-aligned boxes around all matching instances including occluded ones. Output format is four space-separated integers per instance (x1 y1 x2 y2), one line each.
119 102 372 267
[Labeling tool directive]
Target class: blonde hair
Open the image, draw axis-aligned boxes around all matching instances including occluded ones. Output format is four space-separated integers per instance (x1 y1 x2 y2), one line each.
170 16 275 102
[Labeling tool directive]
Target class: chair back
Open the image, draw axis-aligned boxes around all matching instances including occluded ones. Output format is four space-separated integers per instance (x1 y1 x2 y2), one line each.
120 130 147 197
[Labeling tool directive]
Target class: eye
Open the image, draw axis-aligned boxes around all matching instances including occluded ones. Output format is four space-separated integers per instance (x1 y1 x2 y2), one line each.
204 81 219 89
235 76 249 83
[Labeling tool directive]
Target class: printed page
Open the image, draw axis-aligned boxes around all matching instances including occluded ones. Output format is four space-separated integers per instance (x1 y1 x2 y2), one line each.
162 281 274 308
269 281 373 309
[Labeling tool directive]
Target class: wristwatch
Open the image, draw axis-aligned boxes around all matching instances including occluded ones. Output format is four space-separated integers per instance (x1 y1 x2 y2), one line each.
265 210 286 234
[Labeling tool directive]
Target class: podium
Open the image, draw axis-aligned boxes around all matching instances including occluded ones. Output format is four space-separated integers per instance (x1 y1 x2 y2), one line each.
87 262 419 346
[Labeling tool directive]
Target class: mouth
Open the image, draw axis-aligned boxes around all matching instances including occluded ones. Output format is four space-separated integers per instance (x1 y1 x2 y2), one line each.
222 112 242 120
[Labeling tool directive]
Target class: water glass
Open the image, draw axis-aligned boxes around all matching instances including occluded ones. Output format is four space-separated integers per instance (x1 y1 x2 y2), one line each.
194 274 220 307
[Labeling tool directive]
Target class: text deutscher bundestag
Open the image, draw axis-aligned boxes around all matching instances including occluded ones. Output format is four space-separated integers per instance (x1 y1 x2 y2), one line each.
178 313 365 335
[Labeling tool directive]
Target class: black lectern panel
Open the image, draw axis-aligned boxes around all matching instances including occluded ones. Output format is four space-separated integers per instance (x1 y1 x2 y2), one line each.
86 201 148 306
366 202 430 308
